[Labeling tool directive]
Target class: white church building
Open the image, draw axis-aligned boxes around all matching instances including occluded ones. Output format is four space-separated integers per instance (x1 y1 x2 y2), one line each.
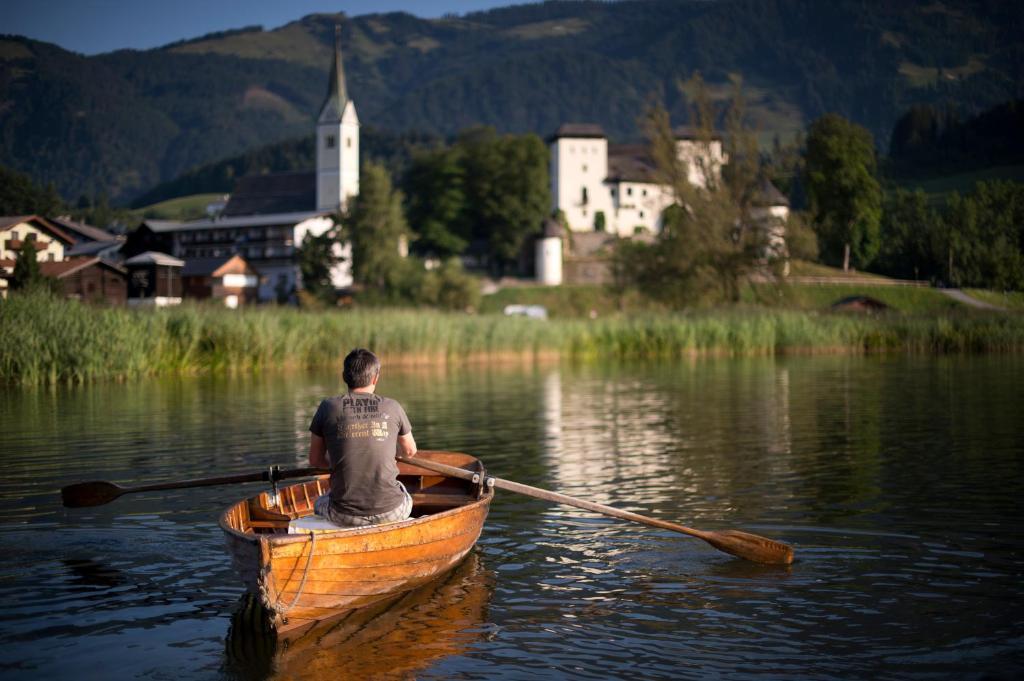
135 29 358 302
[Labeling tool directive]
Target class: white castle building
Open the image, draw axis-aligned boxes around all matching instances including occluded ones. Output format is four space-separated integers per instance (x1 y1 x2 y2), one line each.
539 123 788 285
133 29 358 302
548 123 726 236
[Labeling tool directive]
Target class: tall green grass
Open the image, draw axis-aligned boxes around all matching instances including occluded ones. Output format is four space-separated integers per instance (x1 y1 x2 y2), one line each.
3 292 1023 385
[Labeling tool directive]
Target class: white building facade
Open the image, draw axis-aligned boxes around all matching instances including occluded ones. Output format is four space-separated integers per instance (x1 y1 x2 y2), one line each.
548 124 726 236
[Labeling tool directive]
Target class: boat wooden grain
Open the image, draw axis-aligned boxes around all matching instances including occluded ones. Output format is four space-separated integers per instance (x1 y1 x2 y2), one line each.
219 450 492 637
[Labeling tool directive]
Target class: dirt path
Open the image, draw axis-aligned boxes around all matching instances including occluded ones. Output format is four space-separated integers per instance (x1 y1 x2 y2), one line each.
940 289 1006 310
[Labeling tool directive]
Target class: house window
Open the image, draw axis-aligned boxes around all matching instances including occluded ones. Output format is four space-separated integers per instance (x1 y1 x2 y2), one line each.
639 211 645 218
581 187 588 205
26 233 37 242
48 253 55 261
610 188 616 197
642 189 648 197
325 135 336 149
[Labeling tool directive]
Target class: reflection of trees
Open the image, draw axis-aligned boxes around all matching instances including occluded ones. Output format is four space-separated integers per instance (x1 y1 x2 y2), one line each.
787 357 884 525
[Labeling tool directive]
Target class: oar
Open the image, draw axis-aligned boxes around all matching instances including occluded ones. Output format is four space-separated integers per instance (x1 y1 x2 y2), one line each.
397 455 794 565
61 467 327 508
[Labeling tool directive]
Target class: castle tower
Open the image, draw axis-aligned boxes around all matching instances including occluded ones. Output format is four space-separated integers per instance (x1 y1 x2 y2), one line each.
316 26 360 213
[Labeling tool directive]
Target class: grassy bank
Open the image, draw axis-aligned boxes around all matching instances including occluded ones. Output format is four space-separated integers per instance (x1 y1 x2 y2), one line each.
3 293 1024 385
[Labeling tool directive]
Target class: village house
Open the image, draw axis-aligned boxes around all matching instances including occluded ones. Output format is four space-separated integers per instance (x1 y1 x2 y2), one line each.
180 254 260 308
127 29 356 303
40 257 128 304
0 215 76 297
123 251 184 306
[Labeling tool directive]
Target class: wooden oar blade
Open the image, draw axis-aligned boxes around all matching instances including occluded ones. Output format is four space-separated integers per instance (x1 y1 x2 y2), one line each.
702 529 794 565
61 481 125 508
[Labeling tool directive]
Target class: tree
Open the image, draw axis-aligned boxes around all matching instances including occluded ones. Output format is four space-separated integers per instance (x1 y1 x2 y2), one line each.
404 147 469 258
875 189 940 281
344 161 414 297
614 74 769 306
804 114 882 271
0 165 62 216
297 227 341 305
458 128 549 274
10 239 50 293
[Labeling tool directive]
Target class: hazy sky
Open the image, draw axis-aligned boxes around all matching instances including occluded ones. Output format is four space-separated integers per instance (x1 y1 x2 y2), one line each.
1 0 517 55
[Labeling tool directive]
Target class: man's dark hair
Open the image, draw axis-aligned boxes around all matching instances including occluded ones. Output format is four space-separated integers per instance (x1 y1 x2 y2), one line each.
343 348 381 389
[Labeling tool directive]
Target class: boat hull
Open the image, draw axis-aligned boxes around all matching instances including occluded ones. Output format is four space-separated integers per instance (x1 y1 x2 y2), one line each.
220 451 492 635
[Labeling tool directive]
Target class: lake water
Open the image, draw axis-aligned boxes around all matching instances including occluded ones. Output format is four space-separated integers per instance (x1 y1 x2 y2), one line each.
1 356 1022 679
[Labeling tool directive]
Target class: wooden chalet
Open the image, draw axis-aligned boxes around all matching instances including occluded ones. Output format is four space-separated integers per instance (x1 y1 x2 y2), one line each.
123 251 184 306
40 257 128 305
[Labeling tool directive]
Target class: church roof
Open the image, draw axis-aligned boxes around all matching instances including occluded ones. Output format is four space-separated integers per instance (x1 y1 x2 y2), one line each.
222 172 317 216
318 25 350 124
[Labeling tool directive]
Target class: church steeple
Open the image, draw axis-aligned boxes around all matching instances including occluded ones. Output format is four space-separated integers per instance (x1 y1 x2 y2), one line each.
316 23 359 213
318 25 349 123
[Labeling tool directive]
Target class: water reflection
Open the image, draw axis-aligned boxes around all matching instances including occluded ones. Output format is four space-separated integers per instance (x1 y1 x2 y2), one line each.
1 356 1022 679
224 553 494 681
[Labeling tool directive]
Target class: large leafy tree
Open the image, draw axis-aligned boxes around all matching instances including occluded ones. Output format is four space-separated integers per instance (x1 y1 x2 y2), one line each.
344 161 412 295
297 227 341 305
614 74 770 306
875 189 940 282
804 114 882 271
458 128 549 274
404 147 468 258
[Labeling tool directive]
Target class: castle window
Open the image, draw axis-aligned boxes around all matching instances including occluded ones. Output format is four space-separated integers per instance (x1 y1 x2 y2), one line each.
325 135 336 149
627 187 633 196
581 187 588 205
582 164 588 173
642 189 648 197
346 137 352 148
639 211 645 218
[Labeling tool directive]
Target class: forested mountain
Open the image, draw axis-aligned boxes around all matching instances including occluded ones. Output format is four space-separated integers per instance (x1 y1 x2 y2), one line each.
2 0 1022 204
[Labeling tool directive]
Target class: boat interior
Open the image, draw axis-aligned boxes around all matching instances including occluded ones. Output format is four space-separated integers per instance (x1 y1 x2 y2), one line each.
223 459 487 536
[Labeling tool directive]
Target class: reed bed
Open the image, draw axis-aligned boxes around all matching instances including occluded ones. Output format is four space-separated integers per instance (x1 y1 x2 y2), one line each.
2 293 1023 385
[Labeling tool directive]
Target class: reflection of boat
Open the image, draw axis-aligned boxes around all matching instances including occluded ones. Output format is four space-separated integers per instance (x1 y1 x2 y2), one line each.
220 451 492 637
225 552 493 680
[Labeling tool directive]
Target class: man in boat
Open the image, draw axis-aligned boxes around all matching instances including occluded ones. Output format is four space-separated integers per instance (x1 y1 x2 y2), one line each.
309 348 418 527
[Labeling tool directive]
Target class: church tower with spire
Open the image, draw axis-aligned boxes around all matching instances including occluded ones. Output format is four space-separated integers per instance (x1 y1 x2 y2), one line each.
316 25 359 213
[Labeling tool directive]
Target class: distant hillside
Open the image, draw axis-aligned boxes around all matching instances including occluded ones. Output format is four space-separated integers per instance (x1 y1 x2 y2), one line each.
2 0 1022 204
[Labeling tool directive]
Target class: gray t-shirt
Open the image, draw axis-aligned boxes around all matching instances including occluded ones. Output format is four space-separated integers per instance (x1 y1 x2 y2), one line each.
309 391 411 516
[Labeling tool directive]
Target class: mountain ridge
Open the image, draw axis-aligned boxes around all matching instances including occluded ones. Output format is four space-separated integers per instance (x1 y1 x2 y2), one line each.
2 0 1021 203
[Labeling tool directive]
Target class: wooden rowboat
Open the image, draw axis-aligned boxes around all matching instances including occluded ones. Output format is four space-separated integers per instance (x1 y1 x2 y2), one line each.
219 451 492 637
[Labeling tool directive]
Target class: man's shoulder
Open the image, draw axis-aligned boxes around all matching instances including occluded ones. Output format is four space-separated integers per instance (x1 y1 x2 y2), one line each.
376 395 407 411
